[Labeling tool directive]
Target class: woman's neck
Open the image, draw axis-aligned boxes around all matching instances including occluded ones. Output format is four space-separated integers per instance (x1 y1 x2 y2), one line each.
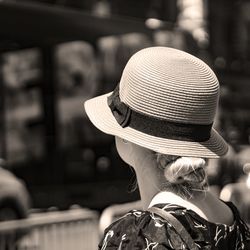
135 169 161 210
132 152 163 210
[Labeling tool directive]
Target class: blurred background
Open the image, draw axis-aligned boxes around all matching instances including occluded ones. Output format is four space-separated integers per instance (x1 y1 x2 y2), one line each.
0 0 250 249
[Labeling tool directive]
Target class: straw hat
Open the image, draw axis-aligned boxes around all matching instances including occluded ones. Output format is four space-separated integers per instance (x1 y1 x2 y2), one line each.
84 47 228 158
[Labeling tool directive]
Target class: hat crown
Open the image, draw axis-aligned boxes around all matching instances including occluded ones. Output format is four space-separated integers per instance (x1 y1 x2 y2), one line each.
119 47 219 125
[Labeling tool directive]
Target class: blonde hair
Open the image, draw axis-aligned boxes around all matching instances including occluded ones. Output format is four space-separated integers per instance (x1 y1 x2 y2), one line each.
156 154 208 199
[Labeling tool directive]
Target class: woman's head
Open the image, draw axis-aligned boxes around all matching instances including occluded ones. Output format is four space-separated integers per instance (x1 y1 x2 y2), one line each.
85 46 228 159
85 46 228 204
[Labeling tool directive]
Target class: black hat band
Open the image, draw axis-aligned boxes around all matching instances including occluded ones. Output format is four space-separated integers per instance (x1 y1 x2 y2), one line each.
108 86 212 142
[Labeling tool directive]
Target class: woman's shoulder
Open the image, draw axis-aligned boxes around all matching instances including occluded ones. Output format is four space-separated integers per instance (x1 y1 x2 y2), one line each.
98 209 179 249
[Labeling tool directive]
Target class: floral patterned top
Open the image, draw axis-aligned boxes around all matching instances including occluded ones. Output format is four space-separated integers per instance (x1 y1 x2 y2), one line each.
99 202 250 250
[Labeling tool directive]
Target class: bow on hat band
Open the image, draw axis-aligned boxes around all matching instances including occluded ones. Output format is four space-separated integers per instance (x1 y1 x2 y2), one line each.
107 86 213 142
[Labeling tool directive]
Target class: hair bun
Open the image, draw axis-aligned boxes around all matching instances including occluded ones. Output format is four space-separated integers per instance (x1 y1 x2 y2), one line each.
162 157 206 185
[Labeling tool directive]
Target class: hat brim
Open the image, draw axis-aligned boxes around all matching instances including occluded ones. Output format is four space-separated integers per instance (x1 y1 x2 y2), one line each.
84 93 228 158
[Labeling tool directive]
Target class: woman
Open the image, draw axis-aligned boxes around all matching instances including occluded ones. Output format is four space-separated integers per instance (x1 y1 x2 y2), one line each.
85 47 250 249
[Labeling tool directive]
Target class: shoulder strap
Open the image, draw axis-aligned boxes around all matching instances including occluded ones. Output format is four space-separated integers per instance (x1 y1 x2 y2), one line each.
148 206 198 250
